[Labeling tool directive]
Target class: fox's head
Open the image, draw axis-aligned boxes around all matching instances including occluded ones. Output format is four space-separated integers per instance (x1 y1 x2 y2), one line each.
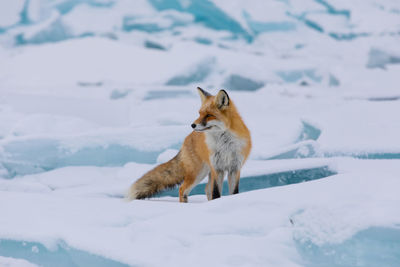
191 87 231 132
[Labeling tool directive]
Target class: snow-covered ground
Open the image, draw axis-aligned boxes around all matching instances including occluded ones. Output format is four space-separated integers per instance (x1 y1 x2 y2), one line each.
0 0 400 266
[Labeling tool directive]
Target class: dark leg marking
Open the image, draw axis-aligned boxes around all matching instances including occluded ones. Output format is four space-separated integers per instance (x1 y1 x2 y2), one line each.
233 182 239 194
212 181 221 199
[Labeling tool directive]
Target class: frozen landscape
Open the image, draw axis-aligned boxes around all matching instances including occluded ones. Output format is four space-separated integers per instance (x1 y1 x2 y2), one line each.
0 0 400 266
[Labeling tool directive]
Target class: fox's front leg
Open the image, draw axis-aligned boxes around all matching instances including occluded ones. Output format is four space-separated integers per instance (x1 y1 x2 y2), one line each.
228 171 240 195
207 169 224 200
205 173 212 200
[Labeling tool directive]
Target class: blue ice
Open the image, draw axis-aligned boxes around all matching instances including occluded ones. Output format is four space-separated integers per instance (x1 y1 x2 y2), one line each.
222 74 264 91
0 138 170 178
295 226 400 267
148 0 252 41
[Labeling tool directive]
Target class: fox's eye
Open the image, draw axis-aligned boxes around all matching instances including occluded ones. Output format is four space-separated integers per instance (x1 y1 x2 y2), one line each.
205 114 214 118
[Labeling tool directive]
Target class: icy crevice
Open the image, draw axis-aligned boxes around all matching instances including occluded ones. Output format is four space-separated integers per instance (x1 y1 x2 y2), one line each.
158 166 336 198
328 32 369 41
144 40 167 50
286 13 324 34
367 96 400 102
324 152 400 160
313 0 350 18
0 239 128 267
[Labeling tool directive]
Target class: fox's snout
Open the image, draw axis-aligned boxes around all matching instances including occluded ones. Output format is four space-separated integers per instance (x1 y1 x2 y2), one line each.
191 115 208 131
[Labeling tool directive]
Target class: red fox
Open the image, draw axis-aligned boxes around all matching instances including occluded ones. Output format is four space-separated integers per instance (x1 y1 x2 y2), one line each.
127 88 251 202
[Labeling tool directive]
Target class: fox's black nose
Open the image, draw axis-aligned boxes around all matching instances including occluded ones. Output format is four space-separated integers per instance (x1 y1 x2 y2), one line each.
191 123 196 129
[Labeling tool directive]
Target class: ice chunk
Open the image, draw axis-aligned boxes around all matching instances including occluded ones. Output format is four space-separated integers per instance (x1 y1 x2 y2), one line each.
11 1 154 45
328 74 340 86
194 37 212 45
15 15 71 45
0 163 8 178
0 239 128 267
264 140 322 160
144 40 167 50
222 74 264 91
295 227 400 267
297 121 321 142
148 0 251 41
109 89 132 100
251 120 322 160
166 57 216 86
243 11 296 34
123 10 194 32
276 69 322 84
367 48 400 69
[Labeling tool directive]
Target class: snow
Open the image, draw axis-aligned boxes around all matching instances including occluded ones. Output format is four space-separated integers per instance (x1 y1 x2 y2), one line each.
1 0 400 266
0 158 399 266
0 0 25 28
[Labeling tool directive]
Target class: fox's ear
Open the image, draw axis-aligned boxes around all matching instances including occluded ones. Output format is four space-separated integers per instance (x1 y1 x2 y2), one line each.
215 89 229 109
197 87 212 103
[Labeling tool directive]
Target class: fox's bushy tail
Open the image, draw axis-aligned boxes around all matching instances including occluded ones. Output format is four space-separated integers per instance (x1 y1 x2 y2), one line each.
127 153 184 200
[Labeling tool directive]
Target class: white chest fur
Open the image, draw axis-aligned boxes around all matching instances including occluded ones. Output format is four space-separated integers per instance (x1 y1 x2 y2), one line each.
205 131 245 173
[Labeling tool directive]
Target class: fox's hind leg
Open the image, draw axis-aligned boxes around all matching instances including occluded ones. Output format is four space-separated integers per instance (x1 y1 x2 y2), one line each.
179 179 194 203
179 165 209 203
